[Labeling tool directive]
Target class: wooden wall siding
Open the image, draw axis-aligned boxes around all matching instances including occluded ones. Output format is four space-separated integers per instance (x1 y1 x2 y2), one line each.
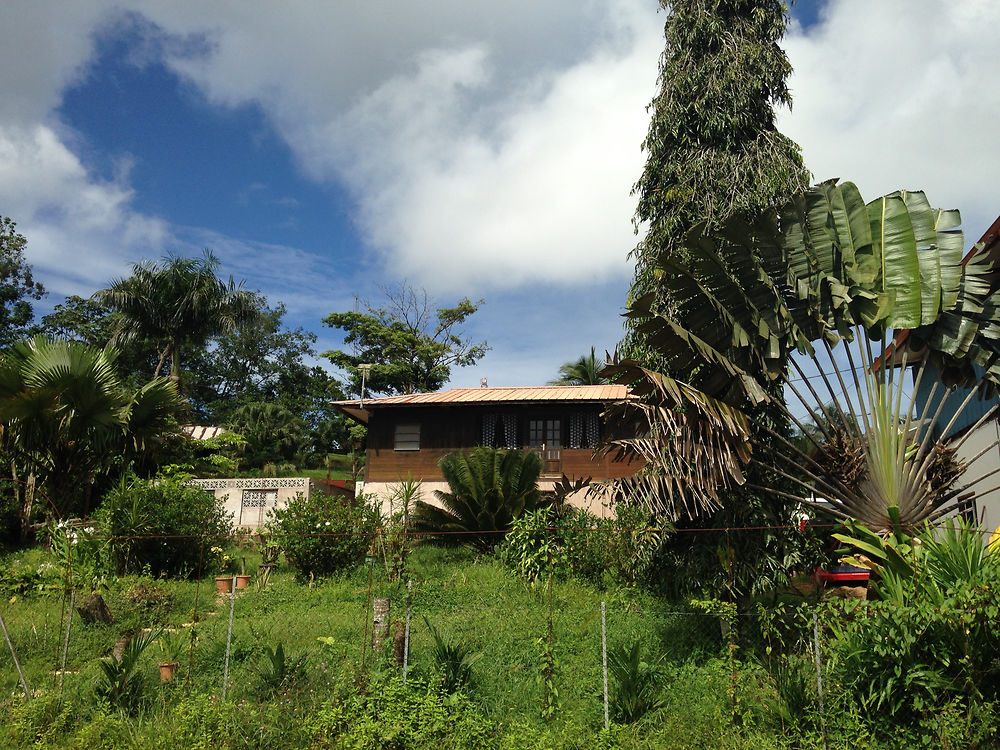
363 405 640 483
365 447 638 482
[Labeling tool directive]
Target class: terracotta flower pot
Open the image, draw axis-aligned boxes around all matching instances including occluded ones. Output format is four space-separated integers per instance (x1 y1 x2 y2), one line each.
215 576 234 594
235 574 251 589
159 662 179 682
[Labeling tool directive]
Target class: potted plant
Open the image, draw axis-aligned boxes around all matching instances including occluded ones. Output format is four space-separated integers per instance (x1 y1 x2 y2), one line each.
213 546 238 593
235 556 251 589
157 630 184 682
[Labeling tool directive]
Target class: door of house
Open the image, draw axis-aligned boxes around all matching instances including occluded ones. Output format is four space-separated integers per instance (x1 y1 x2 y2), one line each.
529 419 562 475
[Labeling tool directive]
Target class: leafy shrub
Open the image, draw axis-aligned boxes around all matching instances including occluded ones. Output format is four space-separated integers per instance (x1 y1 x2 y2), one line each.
821 520 1000 736
255 642 309 695
267 492 371 581
95 629 160 713
498 504 664 587
0 551 62 596
608 640 662 723
96 474 233 578
304 676 492 748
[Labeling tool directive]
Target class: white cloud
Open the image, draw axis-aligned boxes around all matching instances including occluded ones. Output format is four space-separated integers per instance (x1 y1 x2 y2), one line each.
782 0 1000 235
0 124 169 298
129 0 663 293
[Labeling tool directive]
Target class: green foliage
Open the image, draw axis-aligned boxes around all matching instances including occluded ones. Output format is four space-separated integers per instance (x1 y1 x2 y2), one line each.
625 0 807 365
422 616 480 694
46 519 107 592
267 491 371 581
99 249 256 381
608 640 663 723
156 629 185 663
548 347 608 385
761 654 816 730
256 642 308 695
820 521 1000 736
411 448 545 552
304 676 493 748
96 474 233 578
94 628 160 713
322 282 489 396
498 504 665 588
226 401 308 468
535 633 560 722
0 337 183 517
0 216 45 350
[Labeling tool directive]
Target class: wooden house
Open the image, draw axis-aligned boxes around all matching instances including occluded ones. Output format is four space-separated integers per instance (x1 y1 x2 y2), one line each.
332 384 639 515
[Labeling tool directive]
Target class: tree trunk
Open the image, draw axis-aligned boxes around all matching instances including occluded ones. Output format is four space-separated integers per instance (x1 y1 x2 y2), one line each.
18 473 35 545
392 619 406 666
372 597 390 652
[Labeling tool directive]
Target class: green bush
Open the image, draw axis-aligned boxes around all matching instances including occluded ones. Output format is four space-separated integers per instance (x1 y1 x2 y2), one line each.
819 520 1000 740
498 504 665 588
96 474 233 578
267 492 371 581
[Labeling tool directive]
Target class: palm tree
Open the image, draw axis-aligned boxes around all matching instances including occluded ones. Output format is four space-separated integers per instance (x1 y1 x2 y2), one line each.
548 347 608 385
410 448 546 551
226 401 307 469
613 180 1000 532
0 337 182 521
99 250 256 382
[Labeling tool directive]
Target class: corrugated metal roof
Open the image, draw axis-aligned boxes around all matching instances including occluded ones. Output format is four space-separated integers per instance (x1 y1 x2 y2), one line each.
182 425 226 440
333 384 628 409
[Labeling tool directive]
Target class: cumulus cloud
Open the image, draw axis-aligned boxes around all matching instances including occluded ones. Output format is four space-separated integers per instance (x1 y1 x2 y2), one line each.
0 123 169 297
782 0 1000 234
132 0 663 293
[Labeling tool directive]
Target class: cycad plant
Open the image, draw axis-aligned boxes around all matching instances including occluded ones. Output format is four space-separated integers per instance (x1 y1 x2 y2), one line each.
611 180 1000 532
96 629 160 712
607 640 662 723
423 616 480 693
411 448 546 551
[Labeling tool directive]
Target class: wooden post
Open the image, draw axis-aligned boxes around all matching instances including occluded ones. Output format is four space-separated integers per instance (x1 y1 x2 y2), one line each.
372 598 390 652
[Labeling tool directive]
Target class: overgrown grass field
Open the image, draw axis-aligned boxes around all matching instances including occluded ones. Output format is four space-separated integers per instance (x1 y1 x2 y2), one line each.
0 543 801 749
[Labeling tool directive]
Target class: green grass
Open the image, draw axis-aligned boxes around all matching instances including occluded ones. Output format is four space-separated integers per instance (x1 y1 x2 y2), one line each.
0 543 879 748
296 468 354 481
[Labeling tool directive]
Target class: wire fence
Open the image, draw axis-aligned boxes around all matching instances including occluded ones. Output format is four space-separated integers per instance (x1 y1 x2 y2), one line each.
1 520 995 746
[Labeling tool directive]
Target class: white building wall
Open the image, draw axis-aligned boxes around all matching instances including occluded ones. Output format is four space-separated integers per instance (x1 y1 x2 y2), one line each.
951 419 1000 533
187 477 314 528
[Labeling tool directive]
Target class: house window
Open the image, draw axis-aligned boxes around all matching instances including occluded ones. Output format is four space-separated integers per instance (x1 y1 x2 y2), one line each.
569 411 601 449
394 423 421 451
482 413 519 448
529 419 562 461
240 489 277 526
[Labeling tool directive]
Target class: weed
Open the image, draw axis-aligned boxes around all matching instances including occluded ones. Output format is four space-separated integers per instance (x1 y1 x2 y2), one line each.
422 616 480 693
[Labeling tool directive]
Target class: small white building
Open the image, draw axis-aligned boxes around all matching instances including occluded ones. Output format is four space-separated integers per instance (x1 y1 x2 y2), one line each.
186 477 323 528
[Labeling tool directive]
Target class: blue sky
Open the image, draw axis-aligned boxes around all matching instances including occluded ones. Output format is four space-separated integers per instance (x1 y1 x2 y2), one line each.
3 0 999 394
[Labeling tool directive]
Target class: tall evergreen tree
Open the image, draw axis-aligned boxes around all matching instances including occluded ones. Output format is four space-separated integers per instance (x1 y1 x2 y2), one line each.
624 0 809 366
620 0 814 599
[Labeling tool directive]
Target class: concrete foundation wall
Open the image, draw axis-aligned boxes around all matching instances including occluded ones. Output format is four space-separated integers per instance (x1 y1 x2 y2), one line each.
356 480 615 519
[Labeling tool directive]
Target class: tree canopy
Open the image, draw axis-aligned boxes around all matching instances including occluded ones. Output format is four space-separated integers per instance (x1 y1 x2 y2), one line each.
0 217 45 349
98 250 256 382
623 0 809 367
0 337 182 520
323 283 489 397
548 347 608 386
